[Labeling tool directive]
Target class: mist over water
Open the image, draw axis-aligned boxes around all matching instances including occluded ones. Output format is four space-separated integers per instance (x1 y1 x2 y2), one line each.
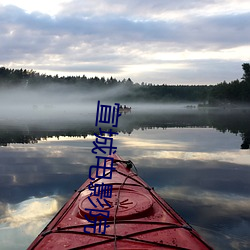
1 84 250 148
0 84 250 249
0 85 96 121
0 84 197 124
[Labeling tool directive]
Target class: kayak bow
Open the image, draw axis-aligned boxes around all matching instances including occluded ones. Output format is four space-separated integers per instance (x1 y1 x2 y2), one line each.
28 153 213 249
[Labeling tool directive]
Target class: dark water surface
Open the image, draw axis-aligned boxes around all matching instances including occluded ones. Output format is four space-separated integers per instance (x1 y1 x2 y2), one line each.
0 106 250 249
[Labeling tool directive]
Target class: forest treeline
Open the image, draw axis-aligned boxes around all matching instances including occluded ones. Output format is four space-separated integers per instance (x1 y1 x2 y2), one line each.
0 63 249 104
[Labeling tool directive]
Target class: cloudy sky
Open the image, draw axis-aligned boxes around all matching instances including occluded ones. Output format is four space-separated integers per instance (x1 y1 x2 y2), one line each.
0 0 250 85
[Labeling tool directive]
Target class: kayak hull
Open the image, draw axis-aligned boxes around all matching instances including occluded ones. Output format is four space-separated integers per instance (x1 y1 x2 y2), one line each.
28 154 213 249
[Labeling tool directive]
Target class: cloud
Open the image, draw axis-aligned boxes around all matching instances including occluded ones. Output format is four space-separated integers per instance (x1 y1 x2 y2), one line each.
58 0 242 19
0 1 250 84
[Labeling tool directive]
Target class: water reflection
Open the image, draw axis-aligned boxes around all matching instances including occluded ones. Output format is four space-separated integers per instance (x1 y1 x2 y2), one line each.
0 196 62 250
115 128 250 250
0 107 250 149
0 108 250 249
0 196 59 228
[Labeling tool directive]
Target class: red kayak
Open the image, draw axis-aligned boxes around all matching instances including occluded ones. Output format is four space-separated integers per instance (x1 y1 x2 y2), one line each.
28 153 213 249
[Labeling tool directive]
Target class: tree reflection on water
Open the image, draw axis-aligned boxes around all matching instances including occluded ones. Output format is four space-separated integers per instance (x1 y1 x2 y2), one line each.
0 108 249 149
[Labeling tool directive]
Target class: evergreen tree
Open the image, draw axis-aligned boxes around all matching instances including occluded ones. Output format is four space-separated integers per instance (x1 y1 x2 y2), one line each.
242 63 250 83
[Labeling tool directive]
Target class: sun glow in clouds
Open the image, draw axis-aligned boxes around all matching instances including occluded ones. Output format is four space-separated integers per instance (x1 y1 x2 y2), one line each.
1 0 250 84
0 0 67 16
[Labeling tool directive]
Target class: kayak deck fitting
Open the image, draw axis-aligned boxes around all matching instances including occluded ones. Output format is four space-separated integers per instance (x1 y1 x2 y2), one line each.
28 153 213 249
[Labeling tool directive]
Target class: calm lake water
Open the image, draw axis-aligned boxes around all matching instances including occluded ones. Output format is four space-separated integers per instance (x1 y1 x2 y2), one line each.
0 104 250 249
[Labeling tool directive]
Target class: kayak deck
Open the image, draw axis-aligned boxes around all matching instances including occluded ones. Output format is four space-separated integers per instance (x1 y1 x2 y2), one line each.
28 154 213 249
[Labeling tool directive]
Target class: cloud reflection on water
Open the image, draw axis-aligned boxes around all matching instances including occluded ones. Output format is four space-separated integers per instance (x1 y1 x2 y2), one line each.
0 196 61 250
162 187 250 250
0 196 59 228
0 125 250 249
153 150 250 166
115 128 250 249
